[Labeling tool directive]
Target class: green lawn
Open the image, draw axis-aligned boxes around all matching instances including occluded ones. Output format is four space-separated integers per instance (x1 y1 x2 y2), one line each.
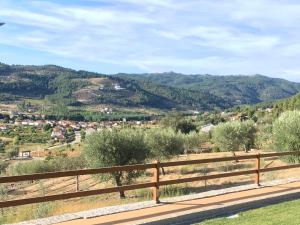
199 199 300 225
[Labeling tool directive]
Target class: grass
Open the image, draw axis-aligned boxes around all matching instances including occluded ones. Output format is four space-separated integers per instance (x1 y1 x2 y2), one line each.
199 199 300 225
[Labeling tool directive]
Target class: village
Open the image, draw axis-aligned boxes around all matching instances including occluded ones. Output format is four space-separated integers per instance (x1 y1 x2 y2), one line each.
0 107 162 160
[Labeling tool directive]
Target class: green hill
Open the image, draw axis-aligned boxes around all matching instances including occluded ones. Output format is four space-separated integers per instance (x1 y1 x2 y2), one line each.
0 63 299 111
0 63 227 111
118 72 300 105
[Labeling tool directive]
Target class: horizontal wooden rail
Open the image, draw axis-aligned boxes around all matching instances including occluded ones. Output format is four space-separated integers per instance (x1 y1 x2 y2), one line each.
0 182 156 208
0 163 156 183
160 155 256 167
260 151 300 158
1 151 300 208
159 169 257 186
260 164 300 173
160 151 300 167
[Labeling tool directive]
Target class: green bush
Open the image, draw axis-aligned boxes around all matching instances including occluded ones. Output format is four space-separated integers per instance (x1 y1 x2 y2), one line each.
145 128 184 161
161 113 197 134
0 161 9 174
6 146 19 159
0 139 5 153
180 131 210 153
7 156 86 176
176 120 197 134
212 120 256 152
273 111 300 162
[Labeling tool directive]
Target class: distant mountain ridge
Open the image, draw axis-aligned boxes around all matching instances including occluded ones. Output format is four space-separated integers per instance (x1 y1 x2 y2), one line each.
117 72 300 105
0 62 299 111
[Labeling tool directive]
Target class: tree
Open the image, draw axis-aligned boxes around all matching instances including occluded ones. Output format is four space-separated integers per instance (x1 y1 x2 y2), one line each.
181 131 209 154
161 112 197 134
13 135 20 145
212 120 256 153
0 140 5 153
273 111 300 162
0 161 9 174
43 124 52 132
6 146 19 159
146 128 184 161
176 120 197 134
161 111 183 130
80 129 86 142
65 128 75 143
145 128 184 174
84 129 149 198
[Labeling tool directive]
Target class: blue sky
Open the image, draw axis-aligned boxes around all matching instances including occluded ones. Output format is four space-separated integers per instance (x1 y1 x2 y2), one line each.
1 0 300 82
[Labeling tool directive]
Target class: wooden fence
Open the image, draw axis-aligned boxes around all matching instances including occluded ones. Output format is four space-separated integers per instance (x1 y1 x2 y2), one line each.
1 151 300 208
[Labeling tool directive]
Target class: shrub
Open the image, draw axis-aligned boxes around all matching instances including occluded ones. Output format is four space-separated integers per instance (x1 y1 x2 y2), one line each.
180 131 209 154
176 120 197 134
273 111 300 162
13 136 20 145
0 140 5 153
145 128 184 161
0 161 9 174
6 146 19 159
7 156 86 176
161 112 197 134
212 120 256 152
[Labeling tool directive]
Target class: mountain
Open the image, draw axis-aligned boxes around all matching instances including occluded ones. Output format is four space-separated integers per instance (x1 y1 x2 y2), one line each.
0 63 299 111
118 72 300 105
0 63 228 111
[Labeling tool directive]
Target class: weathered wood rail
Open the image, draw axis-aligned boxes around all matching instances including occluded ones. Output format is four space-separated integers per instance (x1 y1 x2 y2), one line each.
1 151 300 208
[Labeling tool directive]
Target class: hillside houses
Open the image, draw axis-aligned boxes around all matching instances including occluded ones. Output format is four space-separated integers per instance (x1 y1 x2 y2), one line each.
51 127 65 140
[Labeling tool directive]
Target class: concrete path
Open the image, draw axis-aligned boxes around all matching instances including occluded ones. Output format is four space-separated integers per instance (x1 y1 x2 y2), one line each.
55 180 300 225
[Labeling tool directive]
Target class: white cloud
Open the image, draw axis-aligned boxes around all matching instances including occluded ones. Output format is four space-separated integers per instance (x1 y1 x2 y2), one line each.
0 8 74 30
0 0 300 81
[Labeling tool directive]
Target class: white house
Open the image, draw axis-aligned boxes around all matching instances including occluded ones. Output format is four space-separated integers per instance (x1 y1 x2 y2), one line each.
114 84 124 90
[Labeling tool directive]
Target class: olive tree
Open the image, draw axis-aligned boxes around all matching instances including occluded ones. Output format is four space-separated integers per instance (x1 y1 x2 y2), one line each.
273 111 300 162
212 120 256 153
84 129 149 198
146 128 184 160
183 131 210 154
239 120 257 152
145 128 184 174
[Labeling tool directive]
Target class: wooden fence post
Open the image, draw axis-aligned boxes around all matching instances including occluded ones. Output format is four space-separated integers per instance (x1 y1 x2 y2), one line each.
255 153 260 186
76 175 80 192
152 161 160 203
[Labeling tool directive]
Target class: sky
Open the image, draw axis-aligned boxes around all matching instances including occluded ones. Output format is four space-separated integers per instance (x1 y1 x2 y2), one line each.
1 0 300 82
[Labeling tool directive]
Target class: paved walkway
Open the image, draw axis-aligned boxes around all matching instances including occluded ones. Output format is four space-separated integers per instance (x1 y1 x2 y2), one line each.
56 180 300 225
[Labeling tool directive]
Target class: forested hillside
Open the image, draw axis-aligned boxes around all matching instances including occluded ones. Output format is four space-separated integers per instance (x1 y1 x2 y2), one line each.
272 92 300 115
0 63 299 111
119 72 300 105
0 63 227 110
